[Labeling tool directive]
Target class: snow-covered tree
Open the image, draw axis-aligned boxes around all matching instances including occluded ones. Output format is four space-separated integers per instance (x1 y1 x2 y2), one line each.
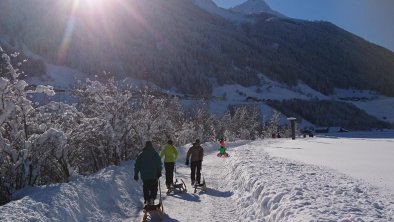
0 47 35 202
182 100 219 144
0 47 57 203
264 110 281 138
72 78 134 171
128 89 185 151
221 105 261 141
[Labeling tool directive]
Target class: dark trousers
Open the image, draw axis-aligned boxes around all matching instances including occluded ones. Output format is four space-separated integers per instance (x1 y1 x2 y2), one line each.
143 179 158 203
190 161 202 184
164 162 175 186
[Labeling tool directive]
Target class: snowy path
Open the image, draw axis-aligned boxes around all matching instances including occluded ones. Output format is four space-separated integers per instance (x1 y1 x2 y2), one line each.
140 139 394 221
1 140 394 221
143 143 239 222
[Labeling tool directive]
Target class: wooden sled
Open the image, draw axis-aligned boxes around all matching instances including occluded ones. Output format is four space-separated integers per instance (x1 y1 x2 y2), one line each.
142 201 164 221
193 177 207 193
167 179 187 194
142 181 164 221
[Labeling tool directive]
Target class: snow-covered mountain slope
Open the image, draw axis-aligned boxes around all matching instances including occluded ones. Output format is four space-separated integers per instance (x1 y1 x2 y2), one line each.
3 34 394 127
332 89 394 123
1 138 394 221
351 97 394 123
205 74 394 126
2 0 394 99
231 0 284 17
28 64 87 89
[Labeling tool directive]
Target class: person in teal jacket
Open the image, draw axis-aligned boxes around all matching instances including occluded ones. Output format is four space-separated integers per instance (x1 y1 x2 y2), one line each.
134 141 162 206
160 140 179 189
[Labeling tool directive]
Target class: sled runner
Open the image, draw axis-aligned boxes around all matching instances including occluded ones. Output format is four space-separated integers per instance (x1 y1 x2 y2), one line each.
142 181 164 221
167 165 187 194
142 202 164 222
193 176 207 193
217 141 229 157
216 152 229 157
167 178 187 194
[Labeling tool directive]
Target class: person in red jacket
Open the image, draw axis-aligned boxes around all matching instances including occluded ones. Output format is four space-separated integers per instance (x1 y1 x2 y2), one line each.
217 138 229 157
219 138 225 148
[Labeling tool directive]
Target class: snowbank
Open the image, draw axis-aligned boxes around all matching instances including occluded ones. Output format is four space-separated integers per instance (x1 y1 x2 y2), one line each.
0 162 143 222
225 140 394 221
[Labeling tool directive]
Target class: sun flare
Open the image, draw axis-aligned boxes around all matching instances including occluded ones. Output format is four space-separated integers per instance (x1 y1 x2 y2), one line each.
80 0 106 9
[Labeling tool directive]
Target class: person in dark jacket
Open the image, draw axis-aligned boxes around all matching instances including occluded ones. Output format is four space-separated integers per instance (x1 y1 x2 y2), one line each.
134 141 163 206
185 139 204 185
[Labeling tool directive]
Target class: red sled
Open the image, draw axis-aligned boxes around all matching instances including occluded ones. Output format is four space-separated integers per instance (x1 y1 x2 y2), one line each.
217 152 229 157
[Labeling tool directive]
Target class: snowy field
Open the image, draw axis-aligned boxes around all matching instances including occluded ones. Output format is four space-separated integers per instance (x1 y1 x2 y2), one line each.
1 135 394 221
264 131 394 194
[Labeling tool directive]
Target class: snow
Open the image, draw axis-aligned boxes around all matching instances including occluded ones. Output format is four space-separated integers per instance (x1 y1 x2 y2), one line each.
330 88 394 123
206 74 328 126
351 97 394 123
1 134 394 221
26 85 56 96
207 76 394 126
264 131 394 194
210 74 329 104
27 64 87 89
333 88 379 99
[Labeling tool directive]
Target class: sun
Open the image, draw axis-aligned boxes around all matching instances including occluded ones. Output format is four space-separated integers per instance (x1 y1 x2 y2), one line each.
79 0 106 8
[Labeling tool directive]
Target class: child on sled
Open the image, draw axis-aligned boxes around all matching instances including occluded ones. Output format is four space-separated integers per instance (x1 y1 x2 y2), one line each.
217 138 229 157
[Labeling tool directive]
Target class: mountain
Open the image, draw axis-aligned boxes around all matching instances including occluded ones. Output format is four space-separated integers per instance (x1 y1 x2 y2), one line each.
231 0 283 16
192 0 251 23
1 0 394 98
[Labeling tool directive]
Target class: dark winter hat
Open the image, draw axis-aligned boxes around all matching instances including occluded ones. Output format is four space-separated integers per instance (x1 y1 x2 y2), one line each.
194 139 200 145
168 140 173 145
145 141 153 148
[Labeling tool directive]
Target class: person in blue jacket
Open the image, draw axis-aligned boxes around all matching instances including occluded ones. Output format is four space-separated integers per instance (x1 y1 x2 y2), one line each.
134 141 163 206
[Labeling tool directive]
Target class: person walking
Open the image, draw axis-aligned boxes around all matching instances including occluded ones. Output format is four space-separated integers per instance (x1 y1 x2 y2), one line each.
160 140 179 190
134 141 163 206
185 139 204 186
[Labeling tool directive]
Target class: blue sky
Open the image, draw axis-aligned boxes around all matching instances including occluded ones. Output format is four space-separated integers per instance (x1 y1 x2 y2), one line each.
213 0 394 52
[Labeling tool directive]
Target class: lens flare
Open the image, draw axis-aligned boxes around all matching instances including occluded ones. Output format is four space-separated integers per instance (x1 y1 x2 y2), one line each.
57 0 79 64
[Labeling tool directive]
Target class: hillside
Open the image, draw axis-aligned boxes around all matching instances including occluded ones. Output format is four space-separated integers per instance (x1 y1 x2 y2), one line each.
1 0 394 97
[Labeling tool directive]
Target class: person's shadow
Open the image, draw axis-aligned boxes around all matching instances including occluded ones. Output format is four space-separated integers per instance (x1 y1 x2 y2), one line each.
162 213 182 222
145 212 181 222
202 187 233 198
162 192 201 202
142 211 181 222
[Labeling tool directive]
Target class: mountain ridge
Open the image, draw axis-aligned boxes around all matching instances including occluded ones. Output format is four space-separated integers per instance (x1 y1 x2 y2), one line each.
230 0 284 17
1 0 394 98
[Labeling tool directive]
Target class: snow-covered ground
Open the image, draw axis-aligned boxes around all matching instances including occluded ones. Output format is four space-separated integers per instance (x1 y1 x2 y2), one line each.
264 131 394 194
1 134 394 221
